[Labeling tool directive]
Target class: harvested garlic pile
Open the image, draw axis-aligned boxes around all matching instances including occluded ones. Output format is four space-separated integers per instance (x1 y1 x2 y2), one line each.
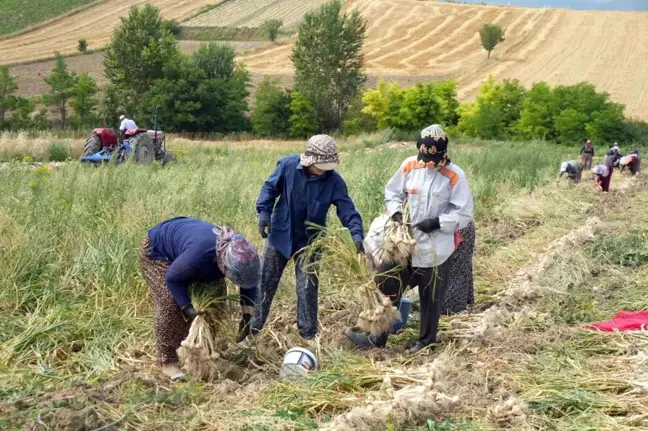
356 285 401 335
487 397 528 428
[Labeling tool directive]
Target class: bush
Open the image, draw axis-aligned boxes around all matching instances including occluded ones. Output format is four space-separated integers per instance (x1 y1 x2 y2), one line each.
289 91 320 137
251 78 292 136
342 95 377 136
47 142 70 162
261 19 283 42
78 39 88 53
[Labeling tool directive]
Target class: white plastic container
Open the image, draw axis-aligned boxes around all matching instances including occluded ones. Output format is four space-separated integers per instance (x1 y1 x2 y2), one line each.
280 347 317 378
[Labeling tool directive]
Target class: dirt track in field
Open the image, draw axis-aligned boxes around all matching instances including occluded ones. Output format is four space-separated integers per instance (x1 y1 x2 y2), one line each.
241 0 648 120
0 0 220 66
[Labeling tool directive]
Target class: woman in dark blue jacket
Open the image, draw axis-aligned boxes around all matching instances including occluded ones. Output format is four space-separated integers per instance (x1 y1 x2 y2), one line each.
252 135 364 340
140 217 260 380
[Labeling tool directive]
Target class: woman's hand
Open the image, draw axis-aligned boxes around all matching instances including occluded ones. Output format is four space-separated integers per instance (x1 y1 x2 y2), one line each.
237 313 252 342
181 303 205 321
413 217 441 233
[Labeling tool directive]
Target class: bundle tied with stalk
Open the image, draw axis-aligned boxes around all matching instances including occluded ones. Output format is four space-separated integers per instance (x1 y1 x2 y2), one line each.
374 202 415 266
304 224 400 336
177 284 231 381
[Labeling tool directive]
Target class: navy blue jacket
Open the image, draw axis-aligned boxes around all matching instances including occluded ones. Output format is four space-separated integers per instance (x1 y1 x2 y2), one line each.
256 155 364 259
147 217 256 308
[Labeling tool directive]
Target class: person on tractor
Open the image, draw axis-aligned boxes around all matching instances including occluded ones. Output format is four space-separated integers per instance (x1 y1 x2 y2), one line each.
118 115 138 145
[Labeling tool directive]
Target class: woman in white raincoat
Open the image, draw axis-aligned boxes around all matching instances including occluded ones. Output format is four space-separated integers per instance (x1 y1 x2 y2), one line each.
347 125 474 353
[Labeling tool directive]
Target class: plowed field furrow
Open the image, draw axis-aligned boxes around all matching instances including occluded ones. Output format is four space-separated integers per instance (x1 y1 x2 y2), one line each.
0 0 219 66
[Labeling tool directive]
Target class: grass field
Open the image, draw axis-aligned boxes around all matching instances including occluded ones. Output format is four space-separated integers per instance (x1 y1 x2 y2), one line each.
1 135 647 430
0 0 98 36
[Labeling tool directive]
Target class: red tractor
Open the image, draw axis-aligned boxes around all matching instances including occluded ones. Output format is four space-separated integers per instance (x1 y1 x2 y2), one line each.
80 128 166 164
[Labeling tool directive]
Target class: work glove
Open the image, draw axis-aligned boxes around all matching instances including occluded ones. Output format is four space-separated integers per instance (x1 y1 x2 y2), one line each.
355 240 365 255
181 304 204 322
413 217 441 234
237 313 252 343
391 212 403 224
258 219 270 239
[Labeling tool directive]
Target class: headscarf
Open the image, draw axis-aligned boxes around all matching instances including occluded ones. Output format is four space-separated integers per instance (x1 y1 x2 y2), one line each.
300 135 339 170
213 226 260 290
592 164 610 178
416 124 449 167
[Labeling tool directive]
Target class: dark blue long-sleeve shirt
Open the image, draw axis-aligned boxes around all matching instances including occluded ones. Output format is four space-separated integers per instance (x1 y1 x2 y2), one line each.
256 155 364 259
147 217 256 308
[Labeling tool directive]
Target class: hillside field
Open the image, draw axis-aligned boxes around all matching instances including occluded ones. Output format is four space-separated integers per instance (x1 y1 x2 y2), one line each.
0 0 97 36
0 134 647 429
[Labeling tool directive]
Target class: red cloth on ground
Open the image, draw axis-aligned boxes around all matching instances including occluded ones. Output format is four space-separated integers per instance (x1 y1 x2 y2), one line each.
588 310 648 332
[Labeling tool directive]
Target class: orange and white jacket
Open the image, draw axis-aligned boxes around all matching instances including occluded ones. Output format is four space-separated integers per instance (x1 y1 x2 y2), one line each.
385 156 474 268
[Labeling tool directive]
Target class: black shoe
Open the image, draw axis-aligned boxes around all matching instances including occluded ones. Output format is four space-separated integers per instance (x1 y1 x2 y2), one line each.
345 327 386 349
408 341 434 354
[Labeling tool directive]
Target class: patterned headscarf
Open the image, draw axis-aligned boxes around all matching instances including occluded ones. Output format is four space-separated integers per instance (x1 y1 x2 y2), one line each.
213 227 260 290
300 135 339 169
416 124 449 167
592 164 610 177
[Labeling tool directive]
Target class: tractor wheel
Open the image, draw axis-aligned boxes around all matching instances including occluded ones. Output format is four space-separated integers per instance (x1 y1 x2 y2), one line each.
130 133 155 165
82 134 102 158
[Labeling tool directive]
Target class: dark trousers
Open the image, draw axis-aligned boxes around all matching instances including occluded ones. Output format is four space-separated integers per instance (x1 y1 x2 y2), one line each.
375 258 453 346
251 243 320 339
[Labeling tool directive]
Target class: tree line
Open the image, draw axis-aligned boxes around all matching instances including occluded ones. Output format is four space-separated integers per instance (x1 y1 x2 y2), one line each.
0 1 645 145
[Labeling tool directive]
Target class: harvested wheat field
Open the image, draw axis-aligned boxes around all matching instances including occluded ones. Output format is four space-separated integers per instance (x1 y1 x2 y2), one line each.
0 0 222 66
241 0 648 120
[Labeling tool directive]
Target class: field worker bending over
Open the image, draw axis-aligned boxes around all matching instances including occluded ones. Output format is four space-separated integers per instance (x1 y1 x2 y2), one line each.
580 139 595 170
604 143 622 168
557 160 583 184
346 124 474 354
620 150 641 175
118 115 137 144
140 217 259 381
252 135 364 340
592 164 613 192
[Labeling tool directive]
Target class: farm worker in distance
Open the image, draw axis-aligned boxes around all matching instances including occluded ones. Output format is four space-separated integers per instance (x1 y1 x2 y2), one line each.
139 217 260 381
557 160 583 184
346 124 474 354
620 150 641 175
592 164 613 192
252 134 365 340
604 143 622 168
118 115 138 145
580 139 595 170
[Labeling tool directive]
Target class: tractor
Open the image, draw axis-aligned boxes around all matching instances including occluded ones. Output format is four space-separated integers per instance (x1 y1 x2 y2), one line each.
80 110 167 165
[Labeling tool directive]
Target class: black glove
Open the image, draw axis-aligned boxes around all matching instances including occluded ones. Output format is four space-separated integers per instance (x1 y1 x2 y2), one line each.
413 217 440 233
391 212 403 224
355 240 365 255
258 219 270 239
181 304 204 321
237 314 252 343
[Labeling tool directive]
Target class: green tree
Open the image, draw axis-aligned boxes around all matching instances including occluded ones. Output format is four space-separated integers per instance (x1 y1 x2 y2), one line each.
42 53 77 128
514 82 555 139
140 54 250 133
289 91 320 137
98 84 127 128
554 108 588 144
291 0 367 131
9 97 35 130
103 5 181 107
393 83 443 130
191 43 236 80
251 78 292 136
362 81 403 129
78 39 88 53
261 19 283 42
0 66 18 127
70 73 98 128
479 23 505 59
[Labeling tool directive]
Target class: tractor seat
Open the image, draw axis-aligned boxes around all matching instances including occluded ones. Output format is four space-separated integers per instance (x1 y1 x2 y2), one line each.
124 128 147 138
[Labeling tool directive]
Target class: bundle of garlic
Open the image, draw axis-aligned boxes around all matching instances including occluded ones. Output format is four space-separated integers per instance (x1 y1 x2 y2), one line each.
355 283 401 335
375 203 415 266
177 313 222 381
177 285 229 381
